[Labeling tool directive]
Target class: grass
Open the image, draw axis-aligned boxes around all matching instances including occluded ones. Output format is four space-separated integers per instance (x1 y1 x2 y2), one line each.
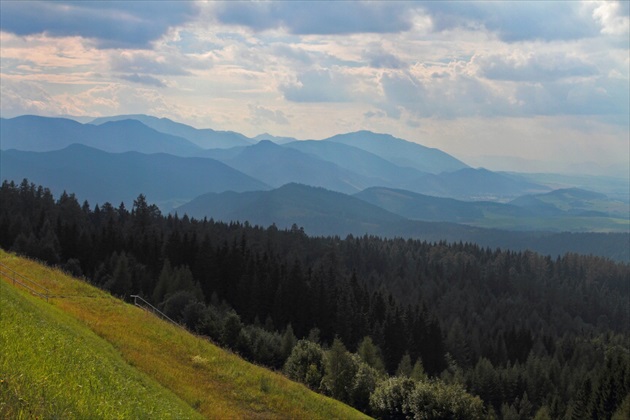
0 275 201 419
0 250 369 419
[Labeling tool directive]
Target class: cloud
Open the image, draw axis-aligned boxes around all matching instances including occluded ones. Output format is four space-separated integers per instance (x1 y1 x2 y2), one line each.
248 104 290 125
0 80 56 116
110 51 192 76
0 78 180 118
0 1 198 49
380 67 515 119
364 46 407 69
476 52 598 82
421 1 601 42
514 77 630 123
364 110 386 119
213 1 413 34
271 45 313 65
593 1 630 35
118 74 165 88
281 69 354 102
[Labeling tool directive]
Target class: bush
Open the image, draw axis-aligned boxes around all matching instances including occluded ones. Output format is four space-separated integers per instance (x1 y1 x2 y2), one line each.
349 354 381 414
369 376 416 419
370 377 487 420
405 380 486 419
283 339 325 390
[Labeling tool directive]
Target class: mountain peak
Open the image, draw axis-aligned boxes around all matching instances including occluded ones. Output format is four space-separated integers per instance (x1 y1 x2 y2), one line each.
254 139 280 147
325 131 468 174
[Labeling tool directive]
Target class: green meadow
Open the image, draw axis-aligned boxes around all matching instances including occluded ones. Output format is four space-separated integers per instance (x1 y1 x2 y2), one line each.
0 250 368 419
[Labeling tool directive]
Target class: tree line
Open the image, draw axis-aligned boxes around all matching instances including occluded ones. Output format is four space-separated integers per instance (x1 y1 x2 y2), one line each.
1 179 628 418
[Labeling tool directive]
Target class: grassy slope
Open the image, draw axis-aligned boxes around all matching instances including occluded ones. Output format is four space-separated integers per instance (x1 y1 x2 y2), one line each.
0 276 201 419
0 250 368 419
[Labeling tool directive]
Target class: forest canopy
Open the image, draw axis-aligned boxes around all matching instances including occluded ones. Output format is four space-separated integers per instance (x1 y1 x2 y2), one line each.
1 179 628 418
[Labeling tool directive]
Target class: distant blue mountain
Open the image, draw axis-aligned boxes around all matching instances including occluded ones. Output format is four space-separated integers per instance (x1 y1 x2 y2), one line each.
175 183 406 235
91 114 253 149
1 115 202 156
325 130 469 174
217 140 383 194
175 183 629 261
253 133 299 145
511 188 627 218
354 187 533 223
0 144 269 211
285 140 426 187
412 168 548 200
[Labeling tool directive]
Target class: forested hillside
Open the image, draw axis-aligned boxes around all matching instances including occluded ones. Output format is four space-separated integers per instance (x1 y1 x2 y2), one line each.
1 179 628 418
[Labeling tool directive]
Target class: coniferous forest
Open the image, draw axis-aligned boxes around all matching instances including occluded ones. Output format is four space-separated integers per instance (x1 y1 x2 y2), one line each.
1 179 629 419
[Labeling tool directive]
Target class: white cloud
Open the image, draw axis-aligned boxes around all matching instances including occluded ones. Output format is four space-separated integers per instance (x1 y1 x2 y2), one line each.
593 1 630 35
248 104 290 126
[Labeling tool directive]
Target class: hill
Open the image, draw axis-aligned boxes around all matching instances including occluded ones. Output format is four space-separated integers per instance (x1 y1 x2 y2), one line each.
254 132 299 144
91 114 253 149
511 188 629 218
285 140 426 188
0 270 202 419
325 130 468 174
0 115 202 156
0 145 269 211
175 183 406 235
413 168 548 200
354 187 531 223
175 183 629 261
0 250 368 419
354 186 629 232
219 141 380 194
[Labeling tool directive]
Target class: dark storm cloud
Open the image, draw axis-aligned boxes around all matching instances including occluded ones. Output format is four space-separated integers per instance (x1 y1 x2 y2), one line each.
214 1 413 35
0 1 198 48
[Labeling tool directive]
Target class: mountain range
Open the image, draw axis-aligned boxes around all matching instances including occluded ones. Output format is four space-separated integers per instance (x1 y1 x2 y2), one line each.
175 183 629 261
1 115 549 200
91 114 253 149
1 115 202 156
1 113 627 261
0 144 268 210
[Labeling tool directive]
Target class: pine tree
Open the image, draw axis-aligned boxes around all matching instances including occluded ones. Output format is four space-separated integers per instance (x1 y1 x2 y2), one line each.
396 353 413 378
321 338 357 403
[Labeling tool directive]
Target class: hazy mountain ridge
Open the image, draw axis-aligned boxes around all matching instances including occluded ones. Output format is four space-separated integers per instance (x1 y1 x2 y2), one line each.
355 186 628 232
1 115 203 156
411 168 548 200
285 140 427 187
1 114 626 242
0 115 547 200
176 183 405 235
175 183 629 261
91 114 253 149
325 130 469 174
354 187 533 223
511 188 629 218
219 140 388 194
0 144 269 211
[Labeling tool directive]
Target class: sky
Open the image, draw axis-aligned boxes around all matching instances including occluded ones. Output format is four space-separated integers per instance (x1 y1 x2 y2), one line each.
1 1 628 175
